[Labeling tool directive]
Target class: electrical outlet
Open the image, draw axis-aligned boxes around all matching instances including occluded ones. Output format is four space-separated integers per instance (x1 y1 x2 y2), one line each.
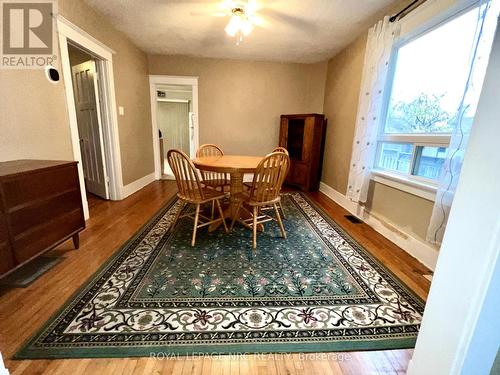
118 106 124 116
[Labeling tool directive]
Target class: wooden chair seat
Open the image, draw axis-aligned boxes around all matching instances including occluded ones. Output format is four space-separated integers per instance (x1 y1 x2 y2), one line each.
233 190 280 207
177 185 226 204
202 178 231 190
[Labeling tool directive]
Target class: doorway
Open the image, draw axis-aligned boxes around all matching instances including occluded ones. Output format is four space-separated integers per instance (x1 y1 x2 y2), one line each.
157 85 193 178
150 76 199 180
67 44 109 199
58 17 124 220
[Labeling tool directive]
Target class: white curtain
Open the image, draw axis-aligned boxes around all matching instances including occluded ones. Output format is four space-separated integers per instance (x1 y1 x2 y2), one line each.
427 0 499 244
346 17 401 203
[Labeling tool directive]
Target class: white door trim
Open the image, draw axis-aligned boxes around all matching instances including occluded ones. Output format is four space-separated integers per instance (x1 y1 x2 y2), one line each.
71 60 109 199
57 16 124 219
149 75 200 180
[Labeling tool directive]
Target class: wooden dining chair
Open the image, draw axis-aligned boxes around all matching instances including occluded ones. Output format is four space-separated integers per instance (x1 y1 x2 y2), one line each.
231 152 290 249
196 144 231 192
272 146 289 155
167 149 228 246
244 146 289 219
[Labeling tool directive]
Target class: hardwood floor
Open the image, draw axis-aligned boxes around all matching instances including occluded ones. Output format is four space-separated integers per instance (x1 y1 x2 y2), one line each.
0 180 431 375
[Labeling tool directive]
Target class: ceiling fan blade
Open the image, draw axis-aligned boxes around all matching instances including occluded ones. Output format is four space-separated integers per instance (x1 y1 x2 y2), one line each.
248 14 265 27
246 0 259 13
190 10 227 17
259 8 318 33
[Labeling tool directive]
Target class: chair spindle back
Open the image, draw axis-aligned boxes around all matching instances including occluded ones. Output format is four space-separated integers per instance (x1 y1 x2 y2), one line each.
196 144 228 183
249 152 290 203
272 147 290 178
272 146 289 156
167 149 204 201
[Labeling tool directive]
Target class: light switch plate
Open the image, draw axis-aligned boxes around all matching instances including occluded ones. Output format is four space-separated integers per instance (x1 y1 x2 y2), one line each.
118 106 124 116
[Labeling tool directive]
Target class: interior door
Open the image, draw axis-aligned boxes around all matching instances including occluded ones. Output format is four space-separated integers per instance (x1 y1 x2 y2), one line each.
71 60 109 199
157 100 190 178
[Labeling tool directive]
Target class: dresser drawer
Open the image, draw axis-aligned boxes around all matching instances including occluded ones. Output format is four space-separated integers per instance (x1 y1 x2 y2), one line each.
1 165 79 211
12 209 84 264
9 189 82 237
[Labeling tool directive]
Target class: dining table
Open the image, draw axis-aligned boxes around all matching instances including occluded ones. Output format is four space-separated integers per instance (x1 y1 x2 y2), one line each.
193 155 263 231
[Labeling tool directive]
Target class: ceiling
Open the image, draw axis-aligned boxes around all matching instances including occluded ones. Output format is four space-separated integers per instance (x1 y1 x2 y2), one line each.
85 0 397 63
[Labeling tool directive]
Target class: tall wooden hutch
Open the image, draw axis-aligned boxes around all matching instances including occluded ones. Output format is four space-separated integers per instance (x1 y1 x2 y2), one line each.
279 113 327 192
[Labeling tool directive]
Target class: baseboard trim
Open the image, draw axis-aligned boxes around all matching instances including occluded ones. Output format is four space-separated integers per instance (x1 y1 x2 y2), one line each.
319 182 439 271
319 182 362 216
122 172 156 199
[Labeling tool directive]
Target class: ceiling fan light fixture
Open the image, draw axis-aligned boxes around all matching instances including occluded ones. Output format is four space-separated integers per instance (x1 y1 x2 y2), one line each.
224 3 254 43
240 18 253 36
225 14 241 37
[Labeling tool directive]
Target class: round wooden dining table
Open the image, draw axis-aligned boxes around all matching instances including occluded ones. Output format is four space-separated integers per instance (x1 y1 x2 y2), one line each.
193 155 263 231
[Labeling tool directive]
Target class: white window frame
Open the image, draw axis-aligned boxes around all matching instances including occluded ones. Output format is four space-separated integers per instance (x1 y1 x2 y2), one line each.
372 1 479 201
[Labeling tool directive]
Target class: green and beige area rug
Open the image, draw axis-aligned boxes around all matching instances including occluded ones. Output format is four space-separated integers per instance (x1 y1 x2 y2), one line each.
16 193 425 359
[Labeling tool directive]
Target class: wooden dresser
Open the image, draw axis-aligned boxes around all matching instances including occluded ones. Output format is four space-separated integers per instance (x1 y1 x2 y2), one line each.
279 113 327 191
0 160 85 277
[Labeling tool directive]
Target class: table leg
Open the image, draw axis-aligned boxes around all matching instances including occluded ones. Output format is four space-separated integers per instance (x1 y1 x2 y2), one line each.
207 172 263 232
208 172 243 232
229 172 244 217
229 172 263 232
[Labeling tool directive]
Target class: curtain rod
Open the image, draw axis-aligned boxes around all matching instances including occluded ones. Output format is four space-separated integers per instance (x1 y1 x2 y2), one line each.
389 0 426 22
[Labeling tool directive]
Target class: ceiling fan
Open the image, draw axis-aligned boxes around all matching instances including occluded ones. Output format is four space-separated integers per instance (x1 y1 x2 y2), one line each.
191 0 263 45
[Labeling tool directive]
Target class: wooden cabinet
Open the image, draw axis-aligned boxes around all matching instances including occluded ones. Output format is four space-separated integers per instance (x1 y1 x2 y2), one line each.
0 160 85 278
279 114 327 192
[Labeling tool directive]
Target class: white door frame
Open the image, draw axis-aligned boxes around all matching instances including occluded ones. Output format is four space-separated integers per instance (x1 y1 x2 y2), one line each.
149 75 199 180
71 60 109 199
57 16 124 219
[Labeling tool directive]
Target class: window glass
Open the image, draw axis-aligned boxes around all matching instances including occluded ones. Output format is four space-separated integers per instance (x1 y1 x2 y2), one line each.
376 142 413 174
412 146 447 180
384 9 478 134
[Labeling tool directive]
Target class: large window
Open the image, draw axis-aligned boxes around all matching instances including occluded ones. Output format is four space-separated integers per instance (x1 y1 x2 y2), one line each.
375 7 481 183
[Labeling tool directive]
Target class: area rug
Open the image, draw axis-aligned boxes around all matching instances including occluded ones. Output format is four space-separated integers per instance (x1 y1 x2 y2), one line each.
16 193 425 359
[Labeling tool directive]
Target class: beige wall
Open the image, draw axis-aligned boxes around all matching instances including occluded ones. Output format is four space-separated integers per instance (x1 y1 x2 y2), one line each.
320 0 434 242
321 33 368 193
0 0 154 186
148 55 327 156
0 70 74 161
